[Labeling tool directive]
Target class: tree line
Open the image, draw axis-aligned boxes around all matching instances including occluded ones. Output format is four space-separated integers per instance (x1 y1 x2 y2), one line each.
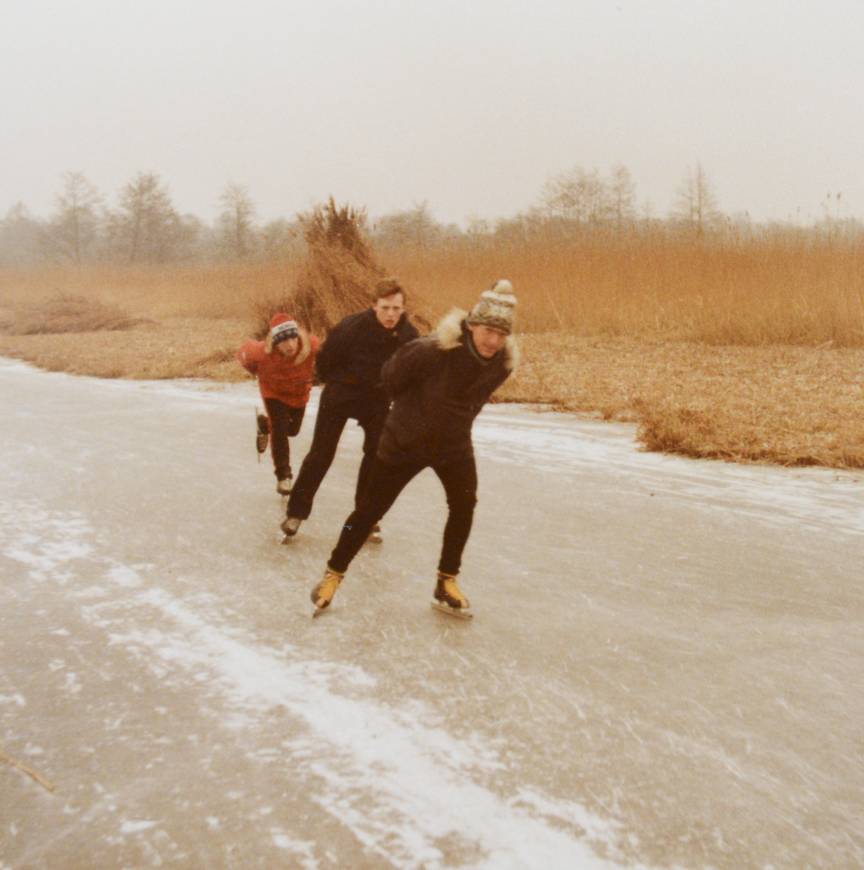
0 173 297 267
1 165 860 267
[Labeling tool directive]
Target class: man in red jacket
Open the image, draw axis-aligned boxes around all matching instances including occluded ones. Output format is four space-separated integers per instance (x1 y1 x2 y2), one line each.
237 314 320 495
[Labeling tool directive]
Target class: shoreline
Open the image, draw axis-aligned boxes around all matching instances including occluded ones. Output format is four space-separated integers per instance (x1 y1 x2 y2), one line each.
1 317 862 471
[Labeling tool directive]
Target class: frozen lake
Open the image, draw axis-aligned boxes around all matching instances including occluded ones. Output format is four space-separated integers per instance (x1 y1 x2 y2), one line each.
1 358 862 868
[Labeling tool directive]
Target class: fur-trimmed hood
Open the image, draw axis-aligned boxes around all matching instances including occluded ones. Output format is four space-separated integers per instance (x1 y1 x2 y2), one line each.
265 326 313 365
435 308 519 372
377 308 517 465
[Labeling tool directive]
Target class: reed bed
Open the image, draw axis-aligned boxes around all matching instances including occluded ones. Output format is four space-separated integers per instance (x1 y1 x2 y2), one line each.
3 231 863 346
383 232 864 346
0 261 301 321
1 229 862 468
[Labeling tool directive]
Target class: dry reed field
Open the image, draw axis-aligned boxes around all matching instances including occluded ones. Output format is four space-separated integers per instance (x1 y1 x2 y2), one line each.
1 231 863 469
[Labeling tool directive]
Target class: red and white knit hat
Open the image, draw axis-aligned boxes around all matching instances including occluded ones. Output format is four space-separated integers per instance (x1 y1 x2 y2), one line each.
270 313 299 346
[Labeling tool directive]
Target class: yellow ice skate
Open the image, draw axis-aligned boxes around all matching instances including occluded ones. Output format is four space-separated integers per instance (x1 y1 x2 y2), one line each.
310 567 344 617
431 572 473 619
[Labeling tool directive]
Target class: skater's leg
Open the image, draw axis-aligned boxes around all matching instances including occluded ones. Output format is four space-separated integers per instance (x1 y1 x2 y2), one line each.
264 398 294 482
327 459 422 573
432 457 478 576
285 405 306 437
280 405 306 480
287 389 347 520
353 401 389 511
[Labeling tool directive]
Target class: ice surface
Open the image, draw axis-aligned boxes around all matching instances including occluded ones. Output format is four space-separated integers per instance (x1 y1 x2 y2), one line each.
1 357 862 868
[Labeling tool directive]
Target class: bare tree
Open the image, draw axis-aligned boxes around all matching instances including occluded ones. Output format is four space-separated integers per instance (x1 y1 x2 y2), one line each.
45 171 102 263
608 164 637 231
0 203 43 266
107 172 181 263
465 214 490 237
218 183 257 259
259 218 301 260
492 208 550 245
541 166 610 225
177 213 210 261
672 164 721 238
373 202 446 250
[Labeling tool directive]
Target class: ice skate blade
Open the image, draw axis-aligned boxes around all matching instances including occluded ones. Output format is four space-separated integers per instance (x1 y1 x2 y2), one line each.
280 518 302 539
430 600 473 620
312 605 331 619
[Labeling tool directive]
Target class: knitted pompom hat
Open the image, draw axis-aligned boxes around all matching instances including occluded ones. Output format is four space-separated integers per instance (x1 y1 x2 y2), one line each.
466 279 517 334
269 312 299 346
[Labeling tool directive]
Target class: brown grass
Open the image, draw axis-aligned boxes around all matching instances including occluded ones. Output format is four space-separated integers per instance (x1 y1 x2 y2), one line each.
11 292 146 335
384 232 864 346
0 318 252 381
498 335 864 468
0 262 302 320
1 229 862 470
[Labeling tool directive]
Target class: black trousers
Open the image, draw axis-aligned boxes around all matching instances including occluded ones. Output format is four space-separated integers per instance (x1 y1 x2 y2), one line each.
327 454 478 576
263 398 305 481
287 386 388 519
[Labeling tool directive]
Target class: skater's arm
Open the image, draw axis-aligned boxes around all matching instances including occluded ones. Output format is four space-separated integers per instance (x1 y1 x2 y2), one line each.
381 338 438 397
315 319 352 382
236 340 263 375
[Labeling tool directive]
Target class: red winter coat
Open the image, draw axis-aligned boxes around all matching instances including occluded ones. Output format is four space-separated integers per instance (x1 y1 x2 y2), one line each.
237 329 320 408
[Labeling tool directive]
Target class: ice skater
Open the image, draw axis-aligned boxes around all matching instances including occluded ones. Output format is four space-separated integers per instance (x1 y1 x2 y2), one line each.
308 279 519 618
237 313 320 495
280 279 419 540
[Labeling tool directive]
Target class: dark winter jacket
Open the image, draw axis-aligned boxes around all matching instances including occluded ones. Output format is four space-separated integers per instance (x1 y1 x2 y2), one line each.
316 309 419 401
377 309 518 465
237 329 320 407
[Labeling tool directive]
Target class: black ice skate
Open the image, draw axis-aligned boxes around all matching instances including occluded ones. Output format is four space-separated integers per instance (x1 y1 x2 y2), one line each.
431 572 473 619
256 410 270 459
276 475 293 496
280 515 302 544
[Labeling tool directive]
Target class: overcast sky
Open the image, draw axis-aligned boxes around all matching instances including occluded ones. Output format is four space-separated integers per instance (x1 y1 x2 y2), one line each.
3 0 863 227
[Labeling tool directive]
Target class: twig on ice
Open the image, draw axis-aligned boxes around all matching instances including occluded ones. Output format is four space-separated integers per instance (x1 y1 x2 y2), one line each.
0 749 56 793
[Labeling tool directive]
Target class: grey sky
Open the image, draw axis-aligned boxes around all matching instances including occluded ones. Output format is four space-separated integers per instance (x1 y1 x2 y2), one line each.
3 0 863 227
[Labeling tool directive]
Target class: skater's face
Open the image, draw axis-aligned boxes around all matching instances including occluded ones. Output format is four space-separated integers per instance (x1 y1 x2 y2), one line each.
373 293 405 329
277 336 299 356
467 323 508 358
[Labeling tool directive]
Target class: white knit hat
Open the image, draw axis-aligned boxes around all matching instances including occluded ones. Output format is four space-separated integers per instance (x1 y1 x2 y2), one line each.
466 279 517 334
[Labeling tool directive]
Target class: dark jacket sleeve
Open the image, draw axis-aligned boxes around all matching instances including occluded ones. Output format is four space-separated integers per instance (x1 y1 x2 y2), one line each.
381 337 439 398
400 320 421 344
315 317 353 383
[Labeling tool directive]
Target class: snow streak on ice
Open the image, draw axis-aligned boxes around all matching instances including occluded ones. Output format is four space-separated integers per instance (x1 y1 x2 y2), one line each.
0 497 623 868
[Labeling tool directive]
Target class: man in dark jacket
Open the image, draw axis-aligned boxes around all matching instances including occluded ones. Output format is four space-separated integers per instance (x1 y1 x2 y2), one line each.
281 279 419 538
308 279 519 618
